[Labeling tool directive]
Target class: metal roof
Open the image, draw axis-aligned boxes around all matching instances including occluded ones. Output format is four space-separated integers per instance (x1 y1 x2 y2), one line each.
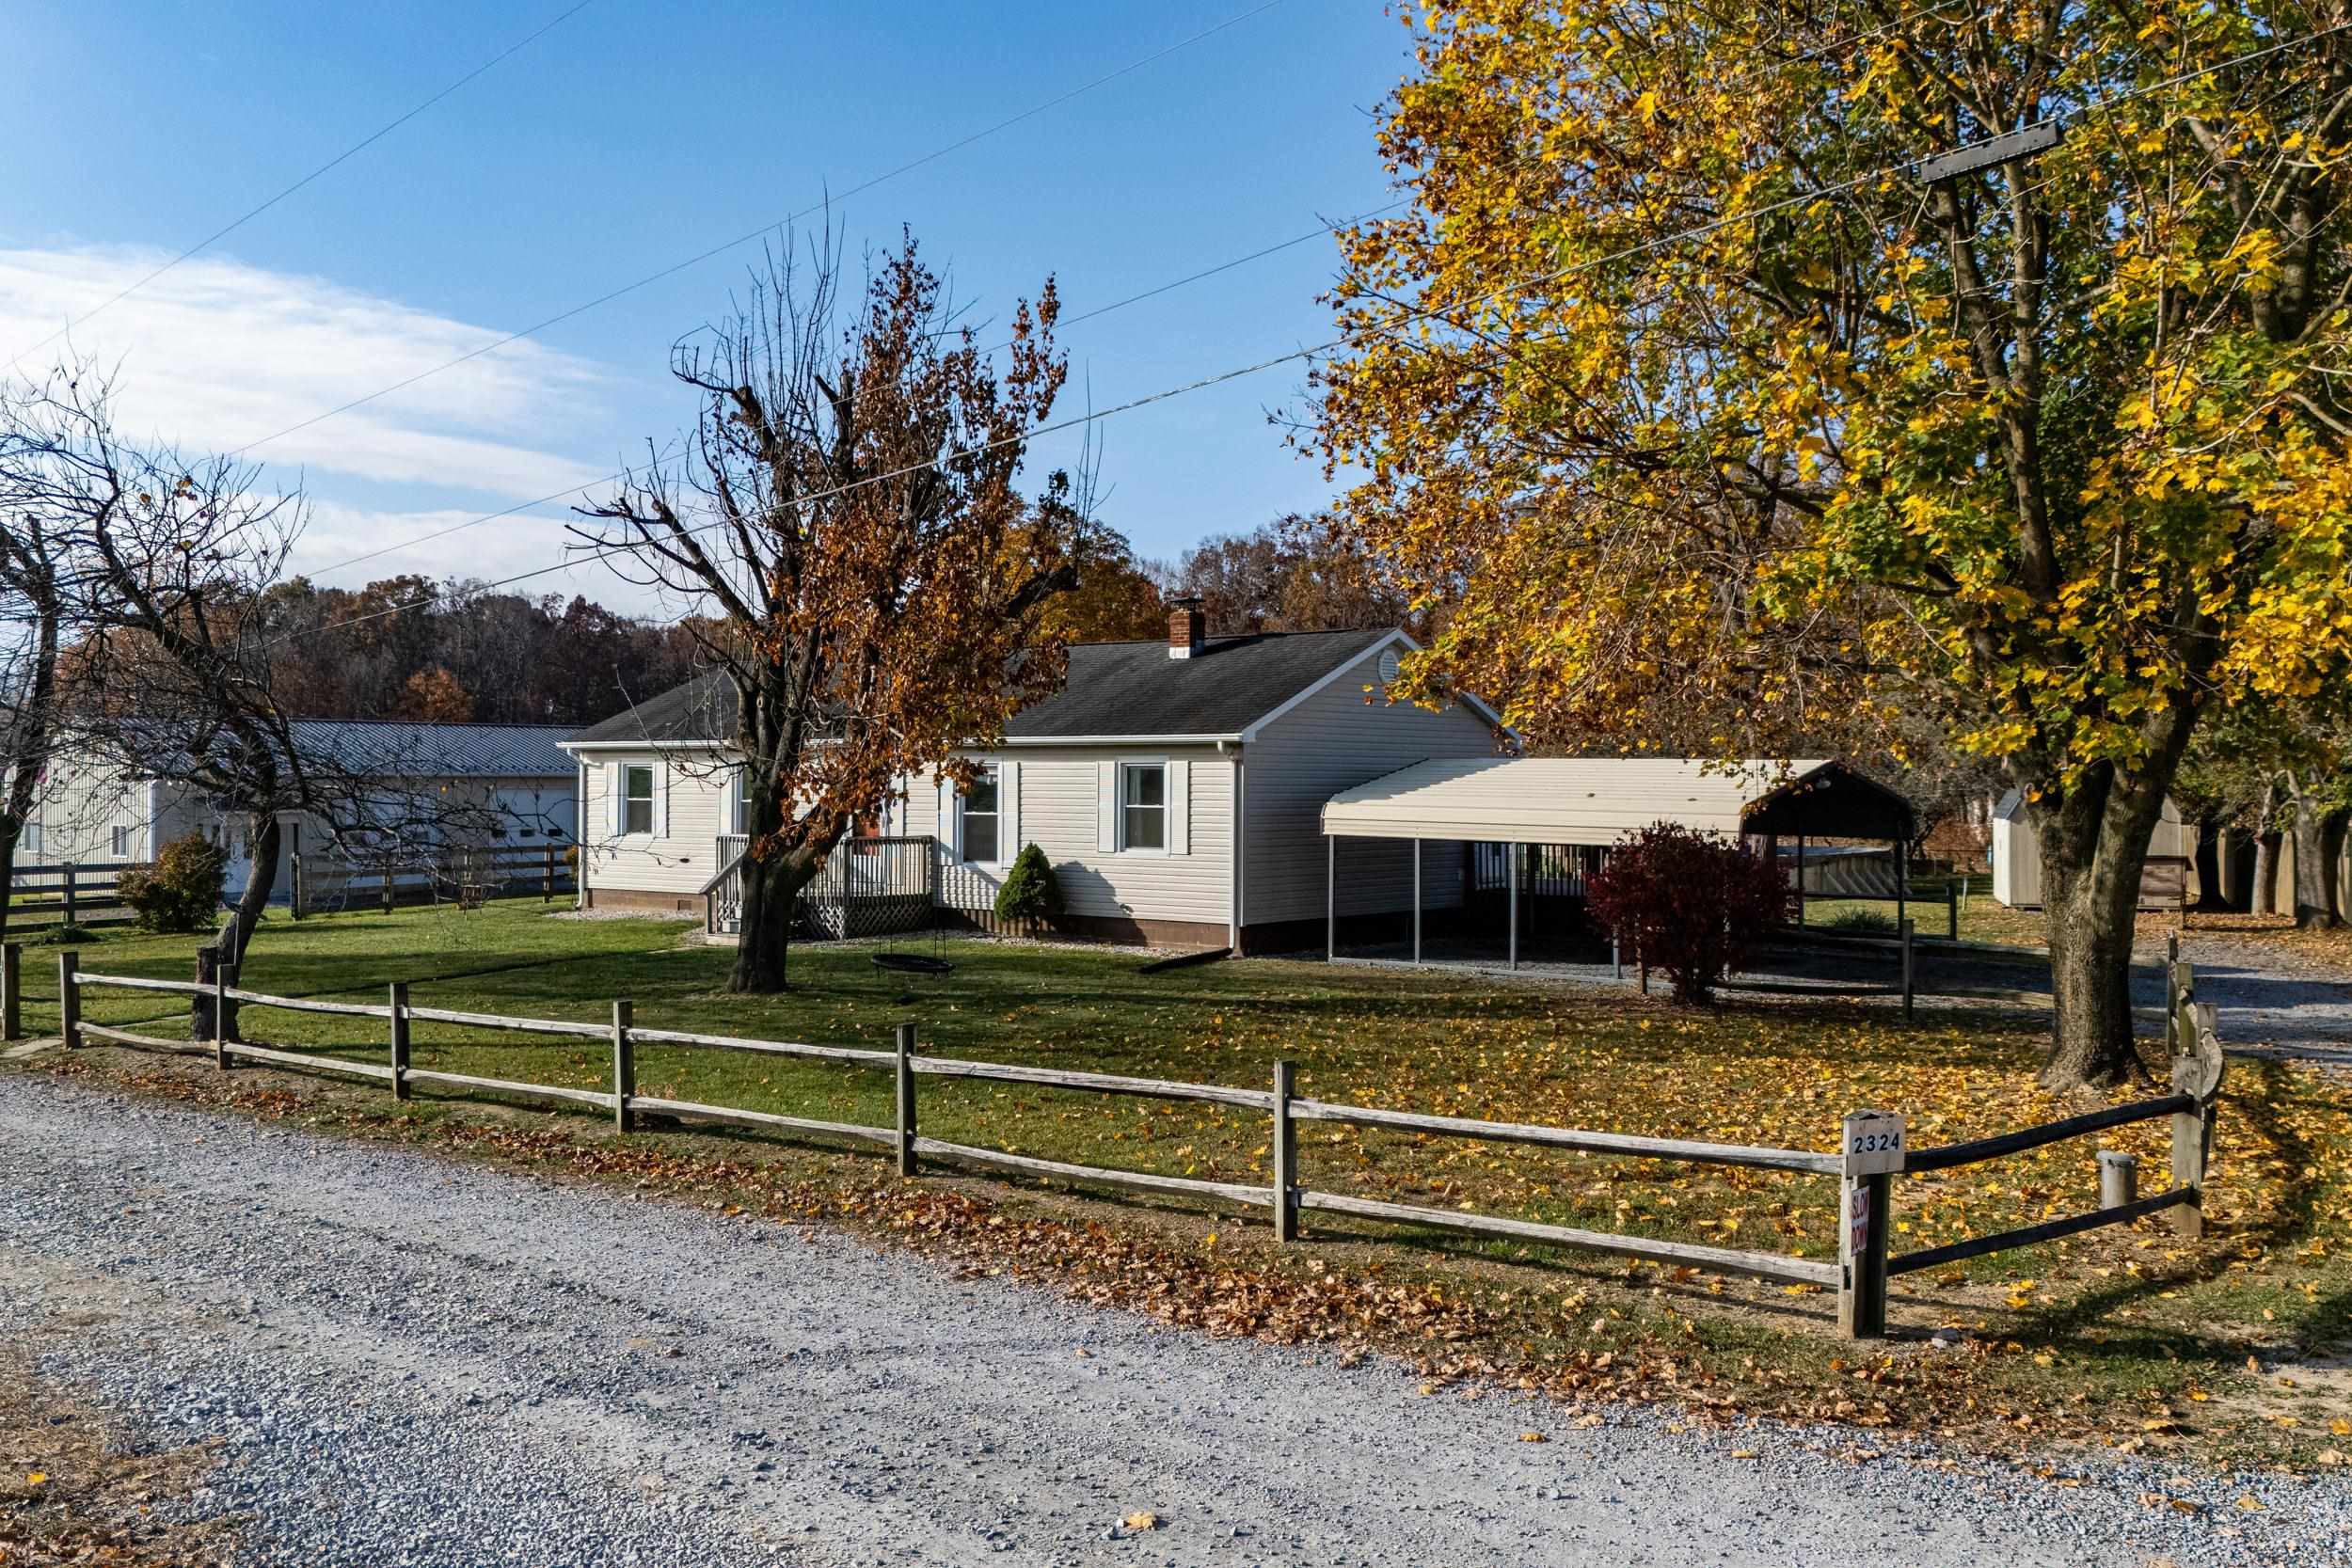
286 721 579 780
1322 757 1911 843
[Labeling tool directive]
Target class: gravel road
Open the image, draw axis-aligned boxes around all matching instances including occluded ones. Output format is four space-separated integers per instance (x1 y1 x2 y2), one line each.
4 1070 2344 1567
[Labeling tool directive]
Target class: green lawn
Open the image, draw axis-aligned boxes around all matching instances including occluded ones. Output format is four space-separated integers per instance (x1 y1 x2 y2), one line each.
11 898 2348 1461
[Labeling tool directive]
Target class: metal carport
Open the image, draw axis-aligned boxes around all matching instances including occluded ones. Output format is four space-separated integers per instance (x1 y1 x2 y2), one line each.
1318 758 1916 968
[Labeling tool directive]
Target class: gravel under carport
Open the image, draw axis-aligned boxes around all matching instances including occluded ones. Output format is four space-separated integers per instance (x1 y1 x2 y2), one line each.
3 1071 2344 1567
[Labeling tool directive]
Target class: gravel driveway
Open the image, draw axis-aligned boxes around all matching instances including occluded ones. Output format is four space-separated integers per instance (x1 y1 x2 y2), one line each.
3 1071 2343 1567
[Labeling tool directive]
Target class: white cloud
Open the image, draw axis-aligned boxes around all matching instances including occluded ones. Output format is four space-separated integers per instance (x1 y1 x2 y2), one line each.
0 245 619 498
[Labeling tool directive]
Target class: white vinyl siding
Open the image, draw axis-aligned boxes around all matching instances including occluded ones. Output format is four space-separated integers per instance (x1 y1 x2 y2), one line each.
1241 644 1501 926
913 747 1229 926
576 748 731 897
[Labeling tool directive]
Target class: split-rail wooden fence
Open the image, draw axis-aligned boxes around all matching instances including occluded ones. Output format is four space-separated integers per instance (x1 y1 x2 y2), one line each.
12 942 2229 1341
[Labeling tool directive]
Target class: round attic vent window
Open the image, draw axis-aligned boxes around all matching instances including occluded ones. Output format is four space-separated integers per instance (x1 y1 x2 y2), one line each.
1376 648 1402 685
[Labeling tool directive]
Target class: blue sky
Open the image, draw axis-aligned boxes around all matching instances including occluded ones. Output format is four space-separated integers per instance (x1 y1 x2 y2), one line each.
0 1 1409 615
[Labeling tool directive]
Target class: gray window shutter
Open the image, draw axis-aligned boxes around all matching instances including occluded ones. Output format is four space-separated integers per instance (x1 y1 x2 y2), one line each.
1168 759 1190 856
938 773 958 857
1000 760 1021 859
1097 761 1119 852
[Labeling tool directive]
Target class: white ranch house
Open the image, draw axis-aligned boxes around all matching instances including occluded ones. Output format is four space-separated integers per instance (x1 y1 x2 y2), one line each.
562 611 1509 952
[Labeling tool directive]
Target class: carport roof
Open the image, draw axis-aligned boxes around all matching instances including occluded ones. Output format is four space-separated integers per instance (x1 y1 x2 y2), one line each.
1321 757 1914 843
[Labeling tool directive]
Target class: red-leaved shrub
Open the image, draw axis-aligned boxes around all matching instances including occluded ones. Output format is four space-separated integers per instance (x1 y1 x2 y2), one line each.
1585 821 1789 1004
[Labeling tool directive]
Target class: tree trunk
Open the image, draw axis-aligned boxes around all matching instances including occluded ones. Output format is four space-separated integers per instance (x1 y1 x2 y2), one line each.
2030 768 2170 1091
0 819 21 941
2288 778 2340 929
2251 778 2282 917
2325 810 2350 927
730 849 818 992
226 812 282 963
2191 815 2230 911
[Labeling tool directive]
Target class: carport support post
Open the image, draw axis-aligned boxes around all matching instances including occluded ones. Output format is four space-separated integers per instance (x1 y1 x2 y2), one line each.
1325 836 1335 962
389 981 411 1101
1507 843 1518 972
1947 880 1959 942
1272 1059 1297 1243
1411 838 1422 964
895 1022 919 1178
1795 835 1806 925
1896 838 1908 932
56 951 78 1048
611 1000 634 1132
1899 918 1915 1021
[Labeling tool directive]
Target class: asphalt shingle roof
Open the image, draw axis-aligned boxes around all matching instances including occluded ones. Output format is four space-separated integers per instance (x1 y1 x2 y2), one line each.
564 628 1396 747
1005 628 1391 738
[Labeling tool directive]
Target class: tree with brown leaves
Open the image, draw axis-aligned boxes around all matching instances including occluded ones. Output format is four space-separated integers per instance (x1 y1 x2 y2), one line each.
580 231 1090 991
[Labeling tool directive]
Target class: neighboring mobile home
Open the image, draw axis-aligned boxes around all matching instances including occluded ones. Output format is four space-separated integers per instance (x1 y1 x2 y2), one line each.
23 721 580 903
563 610 1508 951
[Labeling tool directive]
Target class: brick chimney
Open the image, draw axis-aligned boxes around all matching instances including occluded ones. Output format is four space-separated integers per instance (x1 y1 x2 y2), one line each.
1167 596 1205 659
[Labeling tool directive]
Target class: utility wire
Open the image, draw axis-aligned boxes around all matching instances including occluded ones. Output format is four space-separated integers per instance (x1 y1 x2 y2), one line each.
5 0 602 372
299 196 1410 580
269 22 2342 653
290 1 1968 579
224 0 1289 463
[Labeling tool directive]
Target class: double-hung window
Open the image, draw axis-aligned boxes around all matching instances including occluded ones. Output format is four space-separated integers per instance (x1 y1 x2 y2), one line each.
111 825 129 857
961 767 1000 864
1120 762 1166 851
621 765 655 835
20 821 40 857
735 767 753 834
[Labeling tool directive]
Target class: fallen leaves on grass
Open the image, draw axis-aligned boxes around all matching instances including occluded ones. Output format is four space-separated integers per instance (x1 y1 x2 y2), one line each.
0 1347 236 1566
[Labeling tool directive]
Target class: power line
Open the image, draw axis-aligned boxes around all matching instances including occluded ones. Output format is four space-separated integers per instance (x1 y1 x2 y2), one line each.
298 196 1406 581
270 22 2342 653
287 2 1970 580
225 0 1290 463
5 0 601 372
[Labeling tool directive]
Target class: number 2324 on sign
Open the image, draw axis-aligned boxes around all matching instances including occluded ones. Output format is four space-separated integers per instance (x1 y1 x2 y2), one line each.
1843 1113 1907 1176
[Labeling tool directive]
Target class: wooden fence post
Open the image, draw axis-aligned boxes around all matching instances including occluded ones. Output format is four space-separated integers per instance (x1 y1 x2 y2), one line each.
1272 1059 1297 1243
612 999 635 1132
1836 1109 1903 1339
290 854 305 920
195 943 221 1056
2169 997 2225 1239
60 863 76 927
381 866 394 916
543 844 555 902
1899 917 1915 1021
895 1022 918 1178
2097 1149 2138 1208
389 981 410 1101
57 951 79 1048
212 952 234 1070
0 942 19 1042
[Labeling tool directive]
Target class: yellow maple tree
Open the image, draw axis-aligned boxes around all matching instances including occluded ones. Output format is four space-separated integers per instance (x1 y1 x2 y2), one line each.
1314 2 2352 1086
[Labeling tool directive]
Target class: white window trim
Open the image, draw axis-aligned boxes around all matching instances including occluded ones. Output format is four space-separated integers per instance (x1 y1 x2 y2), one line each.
957 762 1007 868
1117 757 1170 856
619 762 658 839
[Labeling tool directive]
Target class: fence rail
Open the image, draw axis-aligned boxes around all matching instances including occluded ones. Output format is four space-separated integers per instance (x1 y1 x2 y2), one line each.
29 938 2231 1342
293 843 574 917
5 861 151 926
